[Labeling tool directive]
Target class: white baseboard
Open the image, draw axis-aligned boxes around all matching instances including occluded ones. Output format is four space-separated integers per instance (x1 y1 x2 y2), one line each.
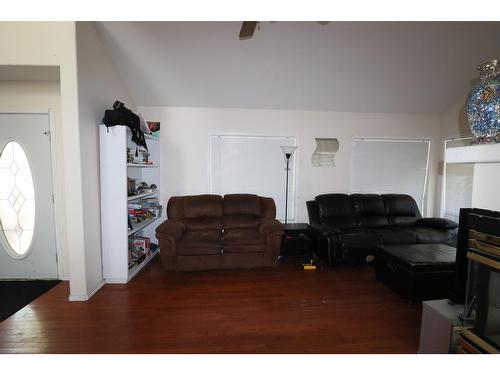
104 278 127 284
68 279 105 302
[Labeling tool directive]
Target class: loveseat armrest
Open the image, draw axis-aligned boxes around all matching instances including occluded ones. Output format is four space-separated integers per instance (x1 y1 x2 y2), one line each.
259 219 284 236
156 219 186 240
417 217 458 230
310 224 340 237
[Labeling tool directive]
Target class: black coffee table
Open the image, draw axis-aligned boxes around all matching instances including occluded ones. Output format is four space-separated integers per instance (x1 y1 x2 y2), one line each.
375 244 457 303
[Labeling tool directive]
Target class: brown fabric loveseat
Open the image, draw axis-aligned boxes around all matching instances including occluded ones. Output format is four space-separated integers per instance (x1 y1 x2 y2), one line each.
156 194 284 271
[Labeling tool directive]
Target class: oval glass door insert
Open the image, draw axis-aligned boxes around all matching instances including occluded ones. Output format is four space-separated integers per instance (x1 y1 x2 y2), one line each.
0 141 36 256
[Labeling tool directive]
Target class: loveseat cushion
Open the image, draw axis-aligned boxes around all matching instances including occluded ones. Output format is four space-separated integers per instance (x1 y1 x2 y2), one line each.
223 194 261 216
176 230 222 255
179 230 221 247
183 217 223 231
183 194 223 219
222 228 266 246
222 228 266 254
223 214 261 229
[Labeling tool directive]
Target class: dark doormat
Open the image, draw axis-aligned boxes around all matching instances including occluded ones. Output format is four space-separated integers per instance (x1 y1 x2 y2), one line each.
0 280 60 323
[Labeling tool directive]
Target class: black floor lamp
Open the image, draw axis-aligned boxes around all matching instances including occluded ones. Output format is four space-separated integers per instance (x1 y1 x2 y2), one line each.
280 145 297 225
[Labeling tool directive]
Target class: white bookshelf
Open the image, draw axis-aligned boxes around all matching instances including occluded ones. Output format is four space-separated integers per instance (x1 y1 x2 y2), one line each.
445 143 500 164
99 125 162 283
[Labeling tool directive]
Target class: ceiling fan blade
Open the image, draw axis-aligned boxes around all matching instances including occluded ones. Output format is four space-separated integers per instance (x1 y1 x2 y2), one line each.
239 21 258 40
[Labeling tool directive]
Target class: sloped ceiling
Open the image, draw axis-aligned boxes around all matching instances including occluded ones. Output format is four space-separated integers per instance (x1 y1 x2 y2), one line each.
97 21 500 114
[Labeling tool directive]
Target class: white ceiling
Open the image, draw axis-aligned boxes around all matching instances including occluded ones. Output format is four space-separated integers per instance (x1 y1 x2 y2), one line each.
97 21 500 114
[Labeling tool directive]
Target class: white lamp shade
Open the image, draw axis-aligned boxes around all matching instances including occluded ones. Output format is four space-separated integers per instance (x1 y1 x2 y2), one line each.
280 145 297 155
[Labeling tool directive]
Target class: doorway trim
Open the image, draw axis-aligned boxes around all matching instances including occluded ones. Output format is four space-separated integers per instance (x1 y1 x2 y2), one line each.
0 110 63 280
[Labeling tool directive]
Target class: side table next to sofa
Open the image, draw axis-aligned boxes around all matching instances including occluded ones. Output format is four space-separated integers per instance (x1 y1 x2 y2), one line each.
280 223 314 263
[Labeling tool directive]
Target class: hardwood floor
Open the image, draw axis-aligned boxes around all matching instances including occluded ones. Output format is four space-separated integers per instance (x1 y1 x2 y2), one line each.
0 258 422 353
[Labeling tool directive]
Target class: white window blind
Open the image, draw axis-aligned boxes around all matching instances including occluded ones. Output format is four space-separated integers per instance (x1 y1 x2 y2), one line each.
443 138 474 222
210 135 296 221
351 139 430 213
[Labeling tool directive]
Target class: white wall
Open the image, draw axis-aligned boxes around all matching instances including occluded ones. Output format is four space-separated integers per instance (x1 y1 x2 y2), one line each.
75 22 136 295
440 95 470 139
434 95 472 216
138 106 442 221
472 163 500 212
0 80 70 279
0 22 89 300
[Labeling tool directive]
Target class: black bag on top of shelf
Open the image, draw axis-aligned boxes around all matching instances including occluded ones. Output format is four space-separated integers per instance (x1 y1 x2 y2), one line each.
102 100 148 152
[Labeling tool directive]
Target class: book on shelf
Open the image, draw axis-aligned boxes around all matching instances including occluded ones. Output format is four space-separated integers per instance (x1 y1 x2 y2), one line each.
141 197 160 207
128 209 155 225
129 161 154 165
127 189 158 199
127 198 163 226
128 202 143 209
127 197 161 211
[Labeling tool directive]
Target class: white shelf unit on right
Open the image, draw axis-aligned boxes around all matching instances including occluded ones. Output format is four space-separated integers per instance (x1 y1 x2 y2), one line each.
99 124 162 284
445 143 500 164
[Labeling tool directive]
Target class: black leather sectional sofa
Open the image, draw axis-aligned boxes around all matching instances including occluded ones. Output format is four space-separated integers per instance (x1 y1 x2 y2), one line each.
306 193 458 266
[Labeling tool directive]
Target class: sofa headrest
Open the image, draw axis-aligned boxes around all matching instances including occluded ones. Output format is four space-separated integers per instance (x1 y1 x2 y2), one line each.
351 194 388 228
223 194 261 216
315 194 355 220
182 195 223 219
382 194 421 217
351 194 386 216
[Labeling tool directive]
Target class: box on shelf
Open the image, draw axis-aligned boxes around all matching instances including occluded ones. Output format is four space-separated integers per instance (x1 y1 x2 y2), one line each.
127 147 153 165
130 235 151 256
128 235 151 268
147 121 160 139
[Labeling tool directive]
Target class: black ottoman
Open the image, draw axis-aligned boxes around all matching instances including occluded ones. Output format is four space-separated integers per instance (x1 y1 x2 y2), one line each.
374 244 456 303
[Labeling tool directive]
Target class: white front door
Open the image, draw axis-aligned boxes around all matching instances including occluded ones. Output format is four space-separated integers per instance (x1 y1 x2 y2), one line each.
0 113 58 279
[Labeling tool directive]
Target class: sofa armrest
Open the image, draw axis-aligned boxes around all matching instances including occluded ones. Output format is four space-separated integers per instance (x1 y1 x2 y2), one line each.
310 224 340 237
156 219 186 240
259 219 284 236
417 217 458 230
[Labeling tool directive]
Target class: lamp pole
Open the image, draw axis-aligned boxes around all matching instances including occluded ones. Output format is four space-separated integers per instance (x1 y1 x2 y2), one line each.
280 145 297 226
284 153 291 225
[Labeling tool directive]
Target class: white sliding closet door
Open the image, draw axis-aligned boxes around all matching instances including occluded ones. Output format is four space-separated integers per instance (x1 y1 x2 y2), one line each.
210 135 296 221
351 138 430 213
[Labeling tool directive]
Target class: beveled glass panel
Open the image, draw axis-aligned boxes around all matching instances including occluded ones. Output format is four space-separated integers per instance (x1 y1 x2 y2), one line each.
0 141 36 256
